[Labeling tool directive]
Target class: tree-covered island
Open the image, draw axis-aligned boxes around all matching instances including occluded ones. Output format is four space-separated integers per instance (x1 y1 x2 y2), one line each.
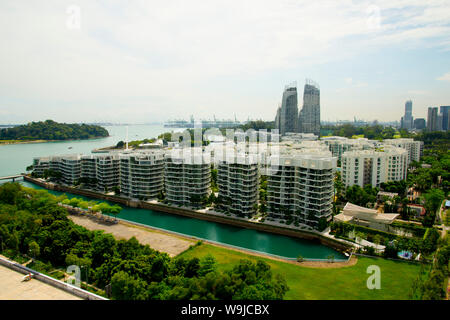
0 120 109 143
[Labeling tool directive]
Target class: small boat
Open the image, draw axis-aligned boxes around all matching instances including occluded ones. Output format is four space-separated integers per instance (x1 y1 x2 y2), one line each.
68 147 73 149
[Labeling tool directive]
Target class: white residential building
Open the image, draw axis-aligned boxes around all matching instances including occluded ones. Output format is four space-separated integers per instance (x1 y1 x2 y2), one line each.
59 155 82 185
217 152 259 217
341 147 408 188
80 155 97 188
263 153 336 229
96 154 120 191
281 132 318 142
32 157 50 176
120 151 164 200
165 148 211 207
383 138 423 164
321 136 374 162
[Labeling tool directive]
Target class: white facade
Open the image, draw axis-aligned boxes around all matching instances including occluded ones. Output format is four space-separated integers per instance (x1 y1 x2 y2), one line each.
164 148 211 207
341 147 408 188
263 153 336 229
58 155 82 185
383 138 423 164
120 151 164 199
321 136 375 162
217 152 259 217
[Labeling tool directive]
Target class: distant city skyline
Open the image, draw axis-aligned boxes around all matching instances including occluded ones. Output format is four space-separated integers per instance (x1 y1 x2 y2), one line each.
1 1 450 124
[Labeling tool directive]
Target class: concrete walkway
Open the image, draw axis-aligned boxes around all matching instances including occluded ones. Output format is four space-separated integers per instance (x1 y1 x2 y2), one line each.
69 214 195 257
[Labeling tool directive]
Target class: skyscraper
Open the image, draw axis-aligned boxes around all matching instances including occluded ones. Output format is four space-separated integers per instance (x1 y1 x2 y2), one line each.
440 106 450 131
400 100 414 130
414 118 426 130
275 83 298 135
427 107 438 131
298 80 320 136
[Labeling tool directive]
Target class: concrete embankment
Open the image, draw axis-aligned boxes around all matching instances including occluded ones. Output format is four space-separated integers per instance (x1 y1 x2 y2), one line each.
23 176 351 252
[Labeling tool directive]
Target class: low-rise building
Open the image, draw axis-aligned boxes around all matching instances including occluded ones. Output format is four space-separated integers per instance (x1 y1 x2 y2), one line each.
334 202 399 231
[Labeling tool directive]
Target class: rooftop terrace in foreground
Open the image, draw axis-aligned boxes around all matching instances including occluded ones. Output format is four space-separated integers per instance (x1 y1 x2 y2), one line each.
0 264 81 300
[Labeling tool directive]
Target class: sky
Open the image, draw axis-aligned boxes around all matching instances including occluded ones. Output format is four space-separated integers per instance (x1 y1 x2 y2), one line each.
0 0 449 124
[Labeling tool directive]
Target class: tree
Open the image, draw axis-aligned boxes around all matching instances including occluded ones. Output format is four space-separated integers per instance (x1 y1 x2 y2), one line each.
185 257 200 278
115 141 125 149
113 186 120 195
28 241 40 260
198 254 217 276
0 182 21 205
210 168 218 192
111 271 148 300
334 171 344 203
317 217 329 232
423 189 445 214
109 204 122 221
421 228 440 255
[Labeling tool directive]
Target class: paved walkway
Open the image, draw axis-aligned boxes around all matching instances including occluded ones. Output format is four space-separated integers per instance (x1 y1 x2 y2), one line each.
69 215 195 257
0 264 81 300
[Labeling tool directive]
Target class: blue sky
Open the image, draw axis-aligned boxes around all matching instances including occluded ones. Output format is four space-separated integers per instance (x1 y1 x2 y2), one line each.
0 0 449 124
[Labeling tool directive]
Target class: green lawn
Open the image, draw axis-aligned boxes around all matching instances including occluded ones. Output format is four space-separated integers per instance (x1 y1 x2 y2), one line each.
179 243 421 300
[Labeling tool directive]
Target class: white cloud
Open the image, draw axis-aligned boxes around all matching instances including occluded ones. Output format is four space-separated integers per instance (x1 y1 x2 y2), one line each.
0 0 450 122
437 72 450 81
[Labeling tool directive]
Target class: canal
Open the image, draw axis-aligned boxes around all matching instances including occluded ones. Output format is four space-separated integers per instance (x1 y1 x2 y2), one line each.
18 180 346 260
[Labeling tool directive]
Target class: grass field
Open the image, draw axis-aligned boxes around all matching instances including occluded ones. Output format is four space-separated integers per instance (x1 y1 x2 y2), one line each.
179 243 422 300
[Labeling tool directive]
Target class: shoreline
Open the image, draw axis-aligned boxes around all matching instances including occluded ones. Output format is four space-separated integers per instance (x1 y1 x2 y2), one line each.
0 136 110 146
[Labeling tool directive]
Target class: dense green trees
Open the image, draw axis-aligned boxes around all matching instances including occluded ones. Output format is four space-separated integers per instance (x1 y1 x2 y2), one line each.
321 124 397 140
236 120 275 132
410 234 449 300
0 120 109 141
344 185 378 207
0 183 288 300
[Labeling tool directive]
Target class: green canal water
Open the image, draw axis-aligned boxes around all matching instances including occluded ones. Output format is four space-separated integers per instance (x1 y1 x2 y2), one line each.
1 124 345 260
18 180 345 260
